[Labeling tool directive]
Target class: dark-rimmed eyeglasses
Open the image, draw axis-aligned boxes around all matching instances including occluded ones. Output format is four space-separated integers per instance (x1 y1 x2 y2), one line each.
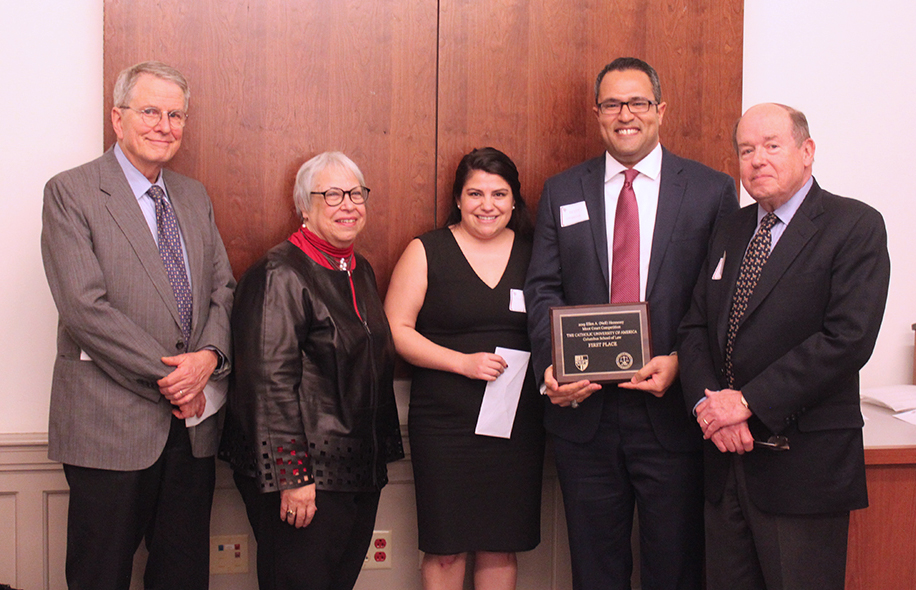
310 186 370 206
119 106 188 128
596 99 659 116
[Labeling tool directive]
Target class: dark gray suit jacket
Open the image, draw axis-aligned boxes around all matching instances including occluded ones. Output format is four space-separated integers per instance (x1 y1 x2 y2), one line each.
41 148 235 471
678 179 890 514
525 147 738 449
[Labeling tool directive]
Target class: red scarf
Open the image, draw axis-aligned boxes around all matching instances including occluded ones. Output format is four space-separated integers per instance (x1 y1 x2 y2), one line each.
289 227 356 271
288 227 362 320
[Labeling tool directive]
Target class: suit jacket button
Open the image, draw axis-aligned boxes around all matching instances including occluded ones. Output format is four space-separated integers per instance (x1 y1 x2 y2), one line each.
176 340 185 350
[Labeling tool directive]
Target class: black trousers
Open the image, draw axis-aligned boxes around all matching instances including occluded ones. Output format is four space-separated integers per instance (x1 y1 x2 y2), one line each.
552 390 705 590
234 473 381 590
63 416 215 590
705 456 850 590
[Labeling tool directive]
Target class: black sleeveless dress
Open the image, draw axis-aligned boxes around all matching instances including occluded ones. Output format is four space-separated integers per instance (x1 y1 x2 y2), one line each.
409 228 544 554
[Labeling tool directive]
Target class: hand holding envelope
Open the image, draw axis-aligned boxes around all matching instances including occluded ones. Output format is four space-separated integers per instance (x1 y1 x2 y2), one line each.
475 347 531 439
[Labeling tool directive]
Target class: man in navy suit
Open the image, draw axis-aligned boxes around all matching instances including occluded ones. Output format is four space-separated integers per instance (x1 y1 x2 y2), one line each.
678 103 890 589
524 57 738 590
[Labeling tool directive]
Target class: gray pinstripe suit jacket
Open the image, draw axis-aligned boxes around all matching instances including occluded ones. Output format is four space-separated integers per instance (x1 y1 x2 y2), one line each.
41 147 234 470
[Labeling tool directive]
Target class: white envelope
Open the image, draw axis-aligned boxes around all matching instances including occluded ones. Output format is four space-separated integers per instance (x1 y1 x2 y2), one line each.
475 347 531 439
185 378 228 427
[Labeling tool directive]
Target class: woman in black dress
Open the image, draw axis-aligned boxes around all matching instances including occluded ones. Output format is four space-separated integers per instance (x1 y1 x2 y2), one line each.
385 148 544 590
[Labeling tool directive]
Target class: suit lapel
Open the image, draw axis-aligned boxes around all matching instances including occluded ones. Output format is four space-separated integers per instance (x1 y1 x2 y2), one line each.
647 148 684 299
741 183 822 323
100 150 184 332
581 158 611 293
716 207 758 352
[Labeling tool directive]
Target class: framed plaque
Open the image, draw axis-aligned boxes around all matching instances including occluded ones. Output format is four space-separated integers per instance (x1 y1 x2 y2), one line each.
549 303 652 384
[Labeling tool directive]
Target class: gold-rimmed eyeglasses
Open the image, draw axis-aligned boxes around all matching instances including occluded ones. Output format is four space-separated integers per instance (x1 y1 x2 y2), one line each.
119 106 188 129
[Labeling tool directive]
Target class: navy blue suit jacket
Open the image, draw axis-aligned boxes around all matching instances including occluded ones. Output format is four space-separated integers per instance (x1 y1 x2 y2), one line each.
678 180 890 514
525 148 738 449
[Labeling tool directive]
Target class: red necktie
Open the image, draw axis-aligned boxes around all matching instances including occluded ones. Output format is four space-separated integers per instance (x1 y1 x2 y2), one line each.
611 169 640 303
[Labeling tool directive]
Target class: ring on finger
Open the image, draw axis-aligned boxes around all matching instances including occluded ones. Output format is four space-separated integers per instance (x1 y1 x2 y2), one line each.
570 400 579 409
703 418 709 425
286 509 295 517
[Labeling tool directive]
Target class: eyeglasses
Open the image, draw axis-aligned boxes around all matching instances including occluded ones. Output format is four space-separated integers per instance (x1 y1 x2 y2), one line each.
119 106 189 129
596 99 659 116
310 186 370 206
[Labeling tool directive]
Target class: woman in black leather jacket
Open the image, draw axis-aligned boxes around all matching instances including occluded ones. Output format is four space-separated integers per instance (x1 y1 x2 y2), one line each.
221 151 403 590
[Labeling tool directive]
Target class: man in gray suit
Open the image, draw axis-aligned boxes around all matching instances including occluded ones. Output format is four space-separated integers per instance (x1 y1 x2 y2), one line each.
41 61 234 590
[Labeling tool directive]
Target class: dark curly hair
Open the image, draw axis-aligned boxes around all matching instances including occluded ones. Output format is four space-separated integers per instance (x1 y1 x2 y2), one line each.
444 147 533 237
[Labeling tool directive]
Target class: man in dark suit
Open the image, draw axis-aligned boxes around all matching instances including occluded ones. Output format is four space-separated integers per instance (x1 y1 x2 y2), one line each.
41 61 234 589
678 103 890 589
524 57 738 590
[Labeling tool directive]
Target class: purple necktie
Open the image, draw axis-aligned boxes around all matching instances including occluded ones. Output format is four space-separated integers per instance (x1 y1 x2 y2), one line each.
724 212 778 388
611 168 640 303
148 185 192 342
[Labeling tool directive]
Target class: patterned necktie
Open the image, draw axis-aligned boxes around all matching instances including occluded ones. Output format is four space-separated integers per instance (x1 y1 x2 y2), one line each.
148 185 192 342
724 212 779 388
611 168 640 303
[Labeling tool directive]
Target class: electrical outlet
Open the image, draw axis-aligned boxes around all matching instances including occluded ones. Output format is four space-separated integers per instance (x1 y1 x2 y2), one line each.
362 530 393 569
210 534 249 574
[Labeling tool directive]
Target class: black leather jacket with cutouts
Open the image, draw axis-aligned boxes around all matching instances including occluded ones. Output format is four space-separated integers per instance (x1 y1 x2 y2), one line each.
220 241 403 493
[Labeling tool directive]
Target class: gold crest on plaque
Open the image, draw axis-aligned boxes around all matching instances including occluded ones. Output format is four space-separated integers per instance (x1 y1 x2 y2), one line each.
575 355 589 371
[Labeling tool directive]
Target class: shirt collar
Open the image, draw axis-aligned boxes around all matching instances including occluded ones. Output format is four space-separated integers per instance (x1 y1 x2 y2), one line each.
113 143 166 201
604 142 663 182
758 175 813 226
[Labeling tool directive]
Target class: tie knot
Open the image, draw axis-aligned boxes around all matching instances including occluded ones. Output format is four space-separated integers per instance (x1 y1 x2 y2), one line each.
760 212 778 231
623 169 639 186
148 185 166 202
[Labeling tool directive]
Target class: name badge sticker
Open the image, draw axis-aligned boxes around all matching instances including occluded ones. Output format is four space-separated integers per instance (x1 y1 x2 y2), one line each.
560 201 589 227
509 289 526 313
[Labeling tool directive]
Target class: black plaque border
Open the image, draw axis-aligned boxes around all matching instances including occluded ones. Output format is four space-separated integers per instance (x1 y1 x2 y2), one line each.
549 303 652 384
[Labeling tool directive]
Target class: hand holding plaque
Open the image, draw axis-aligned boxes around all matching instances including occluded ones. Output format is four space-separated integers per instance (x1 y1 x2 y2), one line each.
549 303 652 384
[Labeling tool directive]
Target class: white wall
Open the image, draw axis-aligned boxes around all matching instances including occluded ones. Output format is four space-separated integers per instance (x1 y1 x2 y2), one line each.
2 0 914 435
743 0 916 386
0 1 103 434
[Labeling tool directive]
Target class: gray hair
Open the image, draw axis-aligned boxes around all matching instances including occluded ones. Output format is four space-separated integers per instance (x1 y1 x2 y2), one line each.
293 152 367 220
113 61 190 111
732 103 811 152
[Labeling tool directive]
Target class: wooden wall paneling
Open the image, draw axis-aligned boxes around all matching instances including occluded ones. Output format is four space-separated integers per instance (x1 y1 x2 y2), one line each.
846 455 916 589
46 490 69 590
437 0 598 224
642 0 744 175
104 0 439 288
437 0 743 220
0 493 15 584
0 435 71 590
